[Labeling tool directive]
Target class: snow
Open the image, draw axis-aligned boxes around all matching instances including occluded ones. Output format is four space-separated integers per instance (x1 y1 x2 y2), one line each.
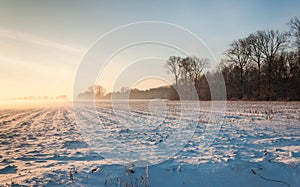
0 101 299 186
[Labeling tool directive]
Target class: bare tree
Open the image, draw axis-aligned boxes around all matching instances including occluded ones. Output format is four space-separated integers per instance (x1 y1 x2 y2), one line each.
256 30 289 99
289 17 300 82
88 84 106 96
289 17 300 50
94 85 106 96
248 33 264 98
165 56 181 86
225 38 251 98
189 56 209 85
179 56 192 85
217 17 300 101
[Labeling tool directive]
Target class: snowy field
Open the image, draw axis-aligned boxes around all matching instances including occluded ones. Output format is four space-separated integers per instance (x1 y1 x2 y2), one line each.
0 101 299 186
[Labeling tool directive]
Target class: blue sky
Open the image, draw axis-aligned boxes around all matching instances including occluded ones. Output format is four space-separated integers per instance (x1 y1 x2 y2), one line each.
0 0 299 99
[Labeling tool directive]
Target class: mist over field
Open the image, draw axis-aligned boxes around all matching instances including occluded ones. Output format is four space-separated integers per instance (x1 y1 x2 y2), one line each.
1 1 300 186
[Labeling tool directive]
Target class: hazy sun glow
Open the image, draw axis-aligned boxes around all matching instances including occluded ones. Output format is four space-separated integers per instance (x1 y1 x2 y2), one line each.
0 28 83 100
0 1 299 100
95 43 184 94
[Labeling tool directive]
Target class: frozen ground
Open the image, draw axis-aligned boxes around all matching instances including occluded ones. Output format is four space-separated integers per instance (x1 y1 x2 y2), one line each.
0 101 299 186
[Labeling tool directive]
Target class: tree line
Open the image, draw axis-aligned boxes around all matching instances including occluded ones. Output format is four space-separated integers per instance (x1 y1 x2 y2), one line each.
165 17 300 101
219 17 300 100
77 17 300 101
77 84 178 100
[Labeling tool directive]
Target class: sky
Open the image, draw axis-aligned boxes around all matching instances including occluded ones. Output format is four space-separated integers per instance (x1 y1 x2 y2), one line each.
0 0 299 100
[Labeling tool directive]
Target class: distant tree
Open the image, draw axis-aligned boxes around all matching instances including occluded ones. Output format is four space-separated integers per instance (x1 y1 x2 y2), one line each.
121 86 130 93
88 84 106 96
94 85 106 96
88 85 94 94
56 95 68 100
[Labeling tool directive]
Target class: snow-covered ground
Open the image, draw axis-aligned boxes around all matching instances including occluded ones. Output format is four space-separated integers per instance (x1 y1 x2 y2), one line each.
0 101 299 186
